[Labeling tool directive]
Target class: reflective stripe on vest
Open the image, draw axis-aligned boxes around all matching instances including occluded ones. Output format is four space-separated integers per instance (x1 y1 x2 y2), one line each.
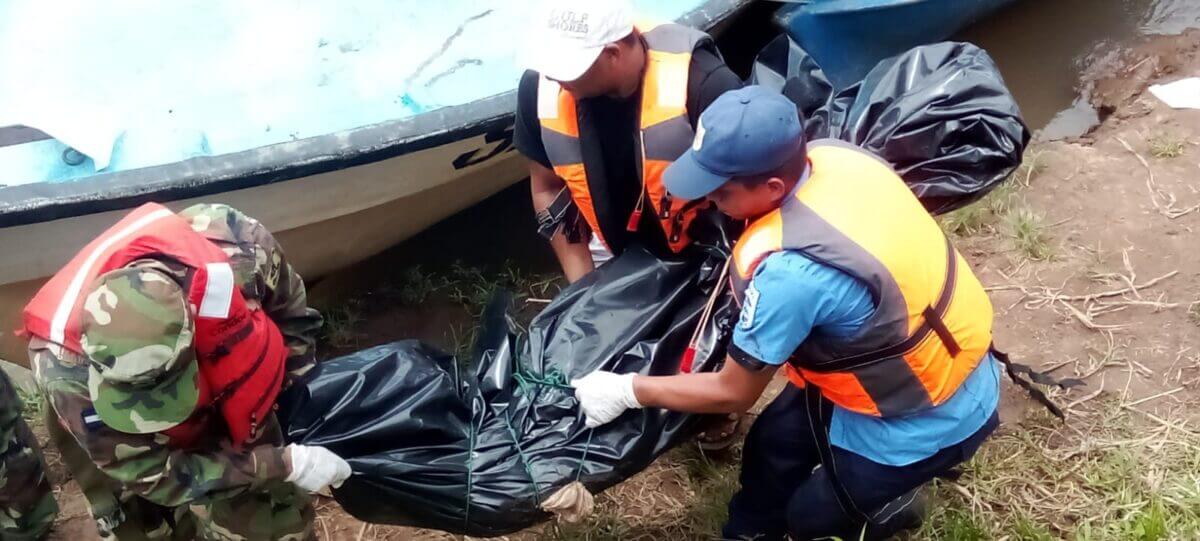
22 202 287 447
730 140 995 417
537 21 711 253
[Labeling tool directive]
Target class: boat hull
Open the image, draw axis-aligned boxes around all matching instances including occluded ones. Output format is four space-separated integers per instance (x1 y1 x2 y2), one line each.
0 126 525 363
776 0 1017 88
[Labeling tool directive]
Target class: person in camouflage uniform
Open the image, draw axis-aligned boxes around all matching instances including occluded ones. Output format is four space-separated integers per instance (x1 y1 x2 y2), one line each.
29 203 341 540
0 368 58 540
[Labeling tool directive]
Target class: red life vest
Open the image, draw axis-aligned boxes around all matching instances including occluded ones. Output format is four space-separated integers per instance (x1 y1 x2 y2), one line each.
22 202 287 447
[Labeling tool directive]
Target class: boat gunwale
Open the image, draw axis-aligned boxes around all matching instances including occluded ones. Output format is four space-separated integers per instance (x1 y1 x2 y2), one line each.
0 0 751 229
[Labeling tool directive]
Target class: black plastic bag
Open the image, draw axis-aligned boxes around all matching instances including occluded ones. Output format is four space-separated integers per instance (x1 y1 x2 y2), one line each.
752 35 1030 214
280 247 733 536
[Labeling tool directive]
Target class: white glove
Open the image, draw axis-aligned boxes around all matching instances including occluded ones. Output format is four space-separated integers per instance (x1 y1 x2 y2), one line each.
571 371 642 428
285 444 352 493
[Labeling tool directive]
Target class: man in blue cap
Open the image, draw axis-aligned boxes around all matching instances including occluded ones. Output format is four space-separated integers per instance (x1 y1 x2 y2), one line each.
570 85 1002 540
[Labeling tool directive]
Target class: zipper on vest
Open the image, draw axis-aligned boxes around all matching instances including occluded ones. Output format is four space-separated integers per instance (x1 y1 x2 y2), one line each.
669 211 684 244
245 350 285 439
659 193 672 219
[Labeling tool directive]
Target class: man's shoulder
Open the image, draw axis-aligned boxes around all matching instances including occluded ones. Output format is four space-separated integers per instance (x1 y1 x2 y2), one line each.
750 250 864 298
516 70 543 113
179 203 262 246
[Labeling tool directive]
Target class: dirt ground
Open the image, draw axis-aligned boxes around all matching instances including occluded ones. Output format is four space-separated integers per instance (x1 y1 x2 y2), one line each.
25 29 1200 541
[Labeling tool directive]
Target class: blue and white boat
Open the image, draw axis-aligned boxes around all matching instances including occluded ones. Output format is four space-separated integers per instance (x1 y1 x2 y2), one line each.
776 0 1018 88
0 0 749 360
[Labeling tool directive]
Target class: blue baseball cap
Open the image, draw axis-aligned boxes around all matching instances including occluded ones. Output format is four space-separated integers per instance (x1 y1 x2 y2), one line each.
664 85 805 200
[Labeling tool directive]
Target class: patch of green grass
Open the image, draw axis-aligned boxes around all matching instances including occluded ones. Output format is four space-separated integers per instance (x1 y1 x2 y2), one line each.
913 396 1200 540
1012 514 1056 541
1005 206 1054 260
392 265 449 306
940 204 991 237
1015 150 1047 187
986 181 1019 215
445 260 563 316
938 181 1021 237
545 512 634 541
1148 134 1186 159
17 386 45 422
1120 499 1169 541
917 506 989 541
320 299 364 349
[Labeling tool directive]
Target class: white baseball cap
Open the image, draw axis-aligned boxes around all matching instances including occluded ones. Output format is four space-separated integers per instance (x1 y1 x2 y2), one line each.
522 0 635 82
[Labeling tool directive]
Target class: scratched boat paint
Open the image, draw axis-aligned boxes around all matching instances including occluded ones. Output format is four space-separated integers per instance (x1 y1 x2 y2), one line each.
0 0 733 181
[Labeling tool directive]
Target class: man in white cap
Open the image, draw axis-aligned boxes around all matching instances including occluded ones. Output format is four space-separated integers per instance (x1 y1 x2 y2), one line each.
515 0 742 281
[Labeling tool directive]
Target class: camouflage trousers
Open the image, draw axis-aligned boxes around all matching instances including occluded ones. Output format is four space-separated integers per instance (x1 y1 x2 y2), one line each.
45 418 314 541
0 368 58 540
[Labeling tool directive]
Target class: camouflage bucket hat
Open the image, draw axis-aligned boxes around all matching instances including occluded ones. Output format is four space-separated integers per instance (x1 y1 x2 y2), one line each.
81 267 201 434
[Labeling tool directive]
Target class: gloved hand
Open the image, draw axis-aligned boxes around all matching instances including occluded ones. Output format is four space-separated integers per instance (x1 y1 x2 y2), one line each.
571 371 642 428
285 444 352 493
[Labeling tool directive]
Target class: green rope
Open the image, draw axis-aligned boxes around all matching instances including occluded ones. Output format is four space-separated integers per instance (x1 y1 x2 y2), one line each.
512 366 574 395
505 363 598 502
463 400 479 531
574 428 595 482
501 408 544 507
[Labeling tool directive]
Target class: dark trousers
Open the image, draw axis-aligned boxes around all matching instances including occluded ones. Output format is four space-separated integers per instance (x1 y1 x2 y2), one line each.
722 385 998 541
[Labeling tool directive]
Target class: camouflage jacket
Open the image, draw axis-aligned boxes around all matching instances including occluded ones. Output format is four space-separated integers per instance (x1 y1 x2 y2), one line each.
30 204 323 507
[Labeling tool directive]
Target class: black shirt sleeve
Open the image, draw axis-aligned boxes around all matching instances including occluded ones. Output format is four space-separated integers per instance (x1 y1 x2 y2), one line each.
686 47 744 128
729 343 774 372
514 70 553 169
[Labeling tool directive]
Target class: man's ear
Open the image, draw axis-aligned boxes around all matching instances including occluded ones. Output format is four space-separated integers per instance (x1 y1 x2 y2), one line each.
600 43 622 63
767 177 789 201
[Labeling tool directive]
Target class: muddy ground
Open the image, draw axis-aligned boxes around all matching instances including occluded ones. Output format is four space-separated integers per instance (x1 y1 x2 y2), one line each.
26 29 1200 541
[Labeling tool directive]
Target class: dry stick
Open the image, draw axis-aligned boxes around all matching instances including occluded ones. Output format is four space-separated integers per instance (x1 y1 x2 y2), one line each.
1115 136 1200 219
1040 357 1075 374
982 271 1178 301
1123 387 1186 408
1064 375 1107 412
1123 406 1200 438
1120 250 1141 299
1120 359 1137 405
1058 298 1127 330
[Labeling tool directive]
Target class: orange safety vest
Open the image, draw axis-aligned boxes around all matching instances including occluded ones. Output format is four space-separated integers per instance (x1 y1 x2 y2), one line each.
730 140 995 417
537 21 711 253
22 202 288 447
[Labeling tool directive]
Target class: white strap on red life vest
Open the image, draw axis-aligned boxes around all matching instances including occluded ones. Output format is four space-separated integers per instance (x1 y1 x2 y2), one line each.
48 207 175 345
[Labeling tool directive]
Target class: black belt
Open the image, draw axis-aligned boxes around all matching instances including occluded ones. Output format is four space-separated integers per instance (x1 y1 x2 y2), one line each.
535 187 586 243
799 235 960 374
804 385 872 528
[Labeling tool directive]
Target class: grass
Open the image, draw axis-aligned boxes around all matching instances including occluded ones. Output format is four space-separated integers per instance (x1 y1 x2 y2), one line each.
1147 134 1186 159
317 261 562 356
17 386 45 422
939 175 1022 238
940 204 992 237
539 390 1200 541
320 299 365 349
1015 150 1047 187
912 398 1200 540
1005 206 1054 260
539 443 742 541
